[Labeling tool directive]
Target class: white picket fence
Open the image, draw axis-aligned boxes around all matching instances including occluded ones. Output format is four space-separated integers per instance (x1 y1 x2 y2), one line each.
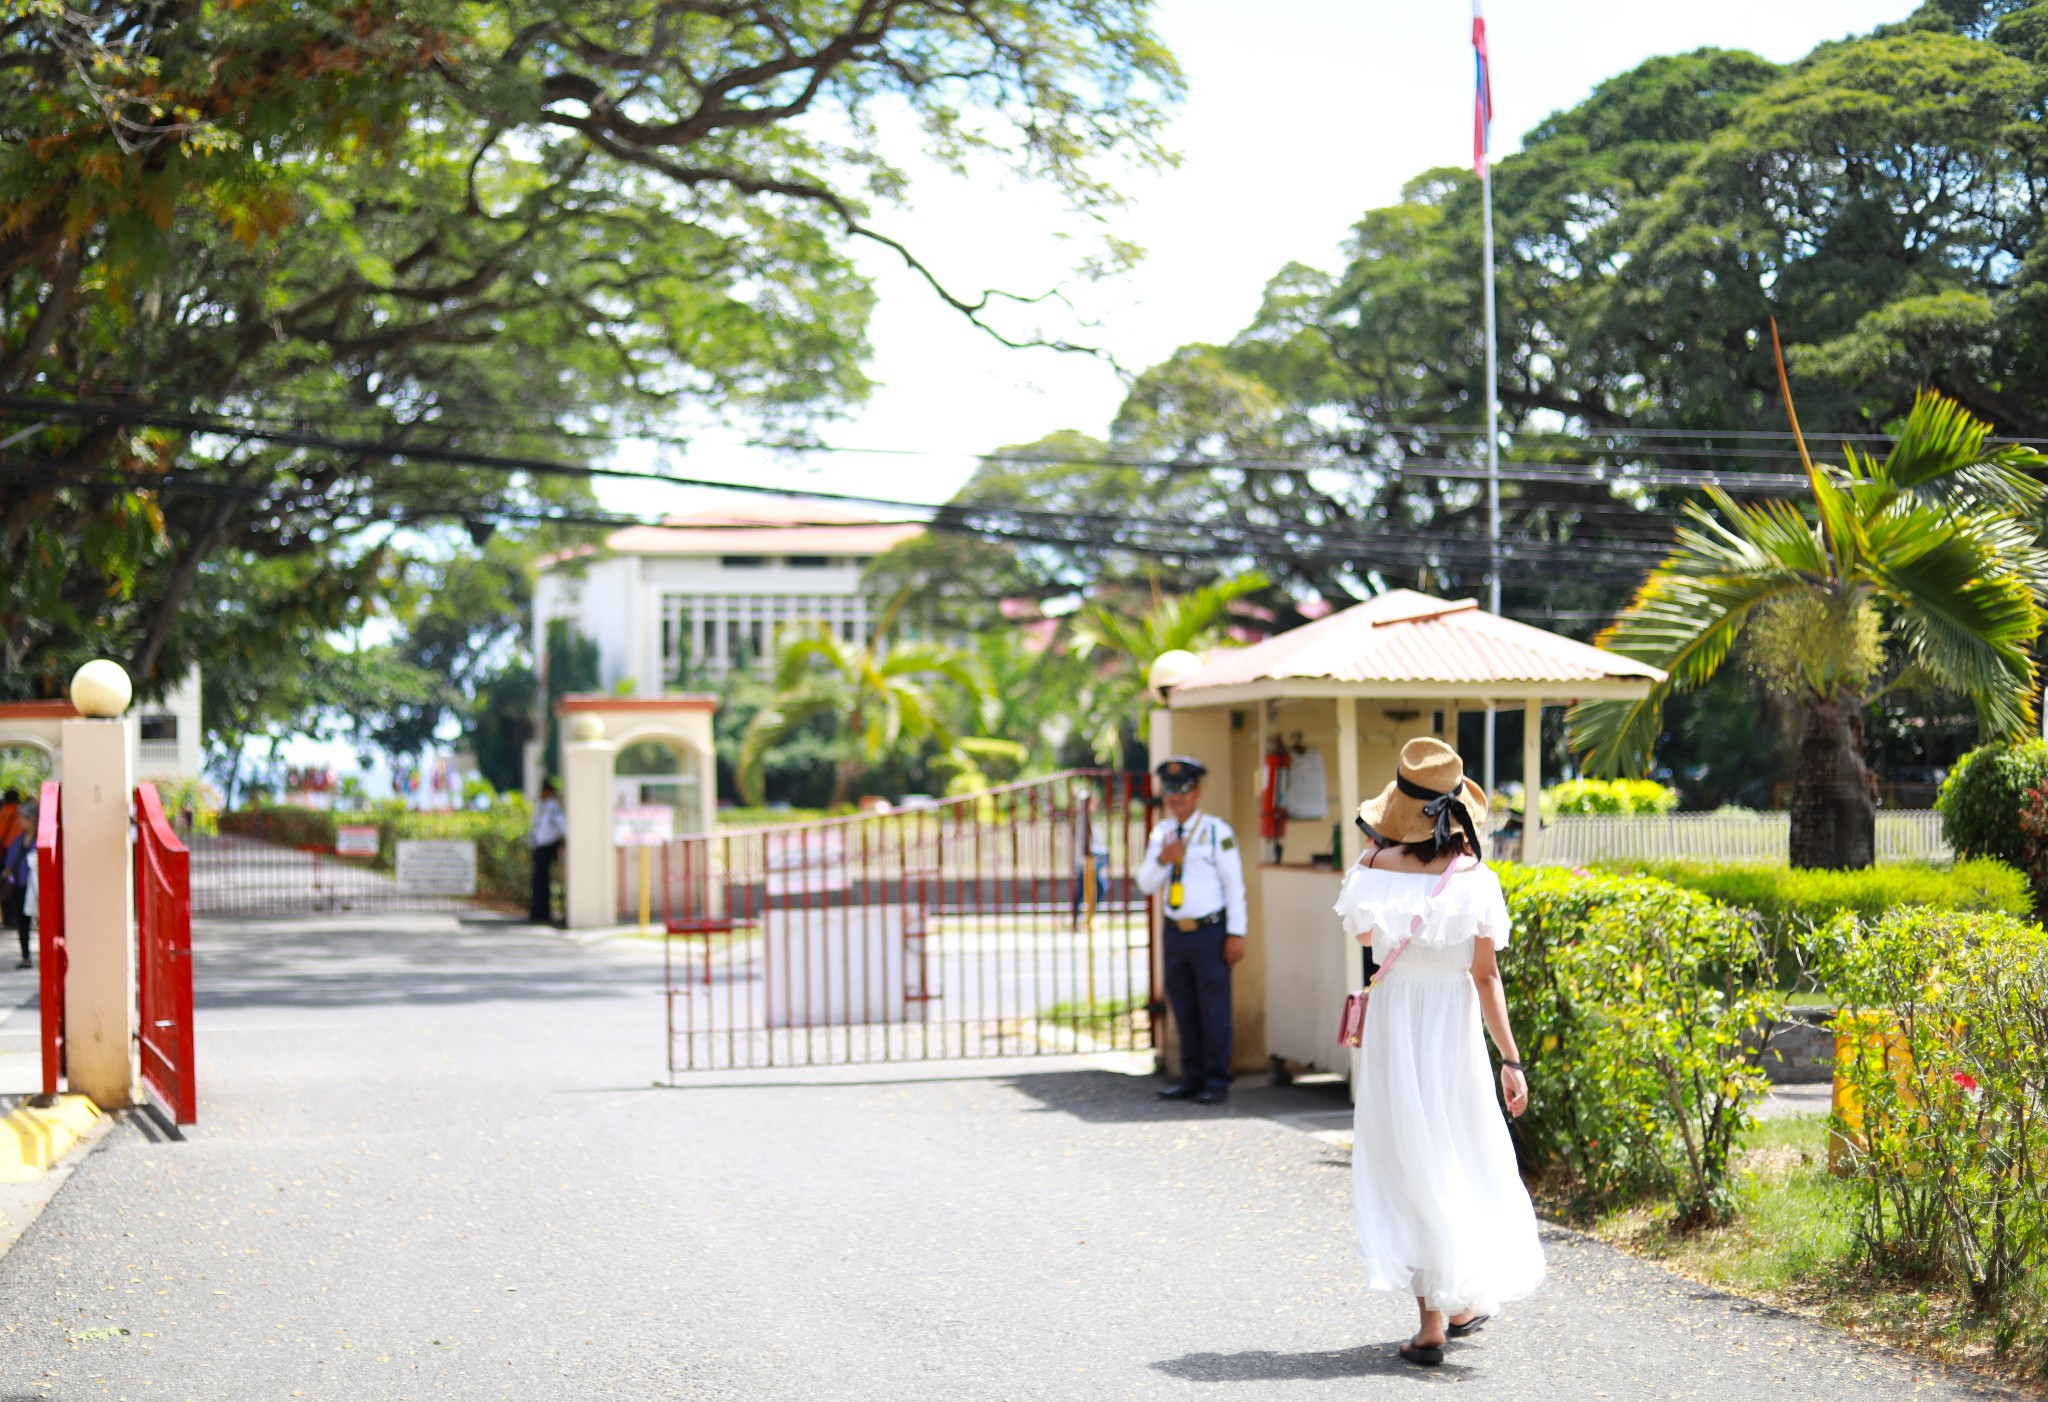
1535 811 1951 867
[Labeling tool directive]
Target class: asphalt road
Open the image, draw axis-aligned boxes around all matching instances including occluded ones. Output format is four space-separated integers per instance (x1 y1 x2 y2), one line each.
0 915 2028 1400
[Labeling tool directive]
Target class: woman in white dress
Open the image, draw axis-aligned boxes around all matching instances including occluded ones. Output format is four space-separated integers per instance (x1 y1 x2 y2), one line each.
1333 737 1545 1366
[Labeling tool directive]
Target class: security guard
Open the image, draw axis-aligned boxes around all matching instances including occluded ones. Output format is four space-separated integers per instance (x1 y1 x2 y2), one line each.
1137 756 1248 1104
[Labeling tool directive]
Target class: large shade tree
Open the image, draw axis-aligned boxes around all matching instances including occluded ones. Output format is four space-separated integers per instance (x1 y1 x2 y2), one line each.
1057 1 2048 623
1570 367 2048 868
0 1 1181 700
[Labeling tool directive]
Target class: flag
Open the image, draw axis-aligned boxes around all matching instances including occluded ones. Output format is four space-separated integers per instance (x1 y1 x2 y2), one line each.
1472 0 1493 176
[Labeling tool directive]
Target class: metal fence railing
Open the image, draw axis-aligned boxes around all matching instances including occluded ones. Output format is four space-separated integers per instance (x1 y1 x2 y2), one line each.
657 770 1159 1074
1536 811 1951 867
192 809 528 917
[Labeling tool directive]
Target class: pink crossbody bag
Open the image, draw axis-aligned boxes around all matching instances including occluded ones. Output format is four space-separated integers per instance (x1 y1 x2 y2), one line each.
1336 854 1470 1048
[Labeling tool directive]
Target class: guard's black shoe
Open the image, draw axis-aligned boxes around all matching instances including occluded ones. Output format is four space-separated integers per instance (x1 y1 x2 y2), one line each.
1194 1086 1230 1105
1156 1082 1201 1100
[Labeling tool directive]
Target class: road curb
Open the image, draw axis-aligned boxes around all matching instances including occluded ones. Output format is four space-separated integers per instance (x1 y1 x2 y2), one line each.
0 1094 101 1183
0 1097 113 1266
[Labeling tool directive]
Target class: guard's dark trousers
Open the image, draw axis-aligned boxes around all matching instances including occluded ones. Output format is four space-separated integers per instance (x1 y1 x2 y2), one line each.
1162 918 1234 1091
530 840 562 924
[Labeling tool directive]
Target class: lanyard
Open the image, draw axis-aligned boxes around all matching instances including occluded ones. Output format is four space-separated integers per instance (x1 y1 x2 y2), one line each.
1168 819 1188 908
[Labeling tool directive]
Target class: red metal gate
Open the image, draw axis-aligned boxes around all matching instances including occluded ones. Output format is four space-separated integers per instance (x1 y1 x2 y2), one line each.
657 770 1157 1073
35 779 65 1100
135 783 197 1124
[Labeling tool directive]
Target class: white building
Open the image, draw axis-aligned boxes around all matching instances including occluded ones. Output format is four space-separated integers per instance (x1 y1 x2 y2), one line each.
533 503 924 694
0 667 204 786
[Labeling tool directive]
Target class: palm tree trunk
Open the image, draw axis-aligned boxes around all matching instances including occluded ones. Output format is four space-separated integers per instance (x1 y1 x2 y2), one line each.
1788 693 1876 870
829 757 863 809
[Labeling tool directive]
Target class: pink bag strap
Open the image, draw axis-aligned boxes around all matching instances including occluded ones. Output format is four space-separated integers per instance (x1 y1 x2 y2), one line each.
1369 936 1411 987
1428 853 1474 898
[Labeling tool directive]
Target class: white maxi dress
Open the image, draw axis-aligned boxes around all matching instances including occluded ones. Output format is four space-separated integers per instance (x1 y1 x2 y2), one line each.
1334 862 1546 1316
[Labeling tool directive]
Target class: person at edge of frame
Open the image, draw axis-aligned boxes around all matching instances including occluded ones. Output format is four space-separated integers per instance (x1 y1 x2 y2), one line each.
1136 756 1248 1105
528 780 567 926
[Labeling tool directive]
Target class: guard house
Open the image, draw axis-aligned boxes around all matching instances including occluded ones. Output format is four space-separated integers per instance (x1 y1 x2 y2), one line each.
1146 590 1663 1086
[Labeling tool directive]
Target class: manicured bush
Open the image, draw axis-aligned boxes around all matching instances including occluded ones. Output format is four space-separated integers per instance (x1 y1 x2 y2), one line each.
1937 740 2048 879
1812 908 2048 1319
1495 864 1782 1226
1527 777 1679 818
1601 859 2031 939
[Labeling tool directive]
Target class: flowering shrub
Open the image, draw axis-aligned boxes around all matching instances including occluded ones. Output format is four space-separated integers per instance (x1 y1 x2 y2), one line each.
1496 864 1781 1226
1812 908 2048 1314
1532 777 1680 818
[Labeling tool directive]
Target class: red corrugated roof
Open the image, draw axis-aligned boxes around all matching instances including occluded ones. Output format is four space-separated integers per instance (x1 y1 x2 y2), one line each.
1170 590 1664 691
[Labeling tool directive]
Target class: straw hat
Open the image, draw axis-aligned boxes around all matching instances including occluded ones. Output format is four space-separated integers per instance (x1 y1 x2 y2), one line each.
1357 737 1489 848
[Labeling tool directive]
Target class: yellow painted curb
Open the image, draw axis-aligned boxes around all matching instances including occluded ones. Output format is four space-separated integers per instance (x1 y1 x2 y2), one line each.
0 1095 102 1184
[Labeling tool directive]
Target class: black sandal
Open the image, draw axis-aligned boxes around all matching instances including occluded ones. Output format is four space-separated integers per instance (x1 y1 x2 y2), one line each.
1398 1339 1445 1367
1446 1313 1490 1338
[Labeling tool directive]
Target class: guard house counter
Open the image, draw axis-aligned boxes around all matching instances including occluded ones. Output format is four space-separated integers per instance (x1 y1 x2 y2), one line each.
1144 592 1664 1090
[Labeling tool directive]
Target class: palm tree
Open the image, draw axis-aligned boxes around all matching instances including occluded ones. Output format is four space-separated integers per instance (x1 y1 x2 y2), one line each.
1071 571 1268 766
1572 341 2047 869
736 611 985 808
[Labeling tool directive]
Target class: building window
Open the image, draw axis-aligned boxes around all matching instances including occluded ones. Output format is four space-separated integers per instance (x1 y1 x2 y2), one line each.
721 555 766 568
787 555 829 568
139 715 178 741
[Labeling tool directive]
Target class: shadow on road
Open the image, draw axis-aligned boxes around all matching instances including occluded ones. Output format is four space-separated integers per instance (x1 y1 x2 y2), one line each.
1152 1343 1469 1381
1000 1067 1355 1125
191 918 656 1013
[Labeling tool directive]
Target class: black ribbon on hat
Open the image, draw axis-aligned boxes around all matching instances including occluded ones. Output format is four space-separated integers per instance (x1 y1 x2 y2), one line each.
1395 772 1482 853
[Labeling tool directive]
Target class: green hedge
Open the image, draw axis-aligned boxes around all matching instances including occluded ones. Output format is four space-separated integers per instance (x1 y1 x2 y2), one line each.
1812 907 2048 1342
1495 864 1781 1225
1539 777 1679 818
1597 859 2031 938
1937 740 2048 876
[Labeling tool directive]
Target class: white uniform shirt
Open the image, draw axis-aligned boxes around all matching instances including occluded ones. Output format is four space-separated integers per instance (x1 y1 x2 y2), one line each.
529 796 567 848
1137 809 1249 936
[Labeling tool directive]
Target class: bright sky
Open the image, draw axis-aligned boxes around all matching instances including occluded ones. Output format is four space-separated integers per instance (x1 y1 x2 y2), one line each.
602 0 1916 522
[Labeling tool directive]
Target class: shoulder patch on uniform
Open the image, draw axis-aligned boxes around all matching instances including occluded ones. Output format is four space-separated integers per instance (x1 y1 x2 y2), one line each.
1221 836 1236 851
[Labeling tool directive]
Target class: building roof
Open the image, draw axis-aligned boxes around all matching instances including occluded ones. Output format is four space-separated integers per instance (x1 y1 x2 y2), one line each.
1166 590 1665 702
597 502 924 559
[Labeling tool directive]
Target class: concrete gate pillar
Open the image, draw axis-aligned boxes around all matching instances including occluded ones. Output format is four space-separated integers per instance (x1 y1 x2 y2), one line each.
561 717 617 930
61 663 139 1109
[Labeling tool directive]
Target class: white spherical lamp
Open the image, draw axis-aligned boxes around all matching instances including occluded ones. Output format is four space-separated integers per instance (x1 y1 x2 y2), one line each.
1146 649 1203 704
69 659 133 718
569 712 605 742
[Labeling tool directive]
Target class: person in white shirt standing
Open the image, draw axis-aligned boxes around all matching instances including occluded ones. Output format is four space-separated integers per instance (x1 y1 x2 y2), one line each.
1137 756 1248 1104
528 780 567 925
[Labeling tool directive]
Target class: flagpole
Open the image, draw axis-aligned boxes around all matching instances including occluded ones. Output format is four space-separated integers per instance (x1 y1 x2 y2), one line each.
1478 8 1501 806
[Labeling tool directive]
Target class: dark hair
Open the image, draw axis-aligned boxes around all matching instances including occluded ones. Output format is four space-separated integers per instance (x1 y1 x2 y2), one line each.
1357 815 1474 865
1 789 17 805
1399 832 1473 865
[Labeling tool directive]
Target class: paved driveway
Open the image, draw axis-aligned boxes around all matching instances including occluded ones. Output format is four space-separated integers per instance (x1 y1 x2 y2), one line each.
0 916 2026 1399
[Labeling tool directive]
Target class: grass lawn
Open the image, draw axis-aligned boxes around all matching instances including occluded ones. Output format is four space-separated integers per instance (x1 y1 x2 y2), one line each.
1580 1114 2045 1387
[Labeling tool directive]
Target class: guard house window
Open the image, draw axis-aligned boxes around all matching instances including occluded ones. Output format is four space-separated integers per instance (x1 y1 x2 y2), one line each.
139 715 178 741
788 555 829 568
721 555 766 568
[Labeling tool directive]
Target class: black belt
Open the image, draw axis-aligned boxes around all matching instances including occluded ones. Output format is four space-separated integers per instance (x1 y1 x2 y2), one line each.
1168 911 1226 933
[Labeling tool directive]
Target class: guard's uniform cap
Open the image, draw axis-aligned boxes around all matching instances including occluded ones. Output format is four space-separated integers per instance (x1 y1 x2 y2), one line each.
1155 756 1208 794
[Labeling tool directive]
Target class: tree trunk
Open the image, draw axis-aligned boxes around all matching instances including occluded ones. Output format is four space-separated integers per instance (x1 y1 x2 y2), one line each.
829 758 863 810
1788 693 1877 870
